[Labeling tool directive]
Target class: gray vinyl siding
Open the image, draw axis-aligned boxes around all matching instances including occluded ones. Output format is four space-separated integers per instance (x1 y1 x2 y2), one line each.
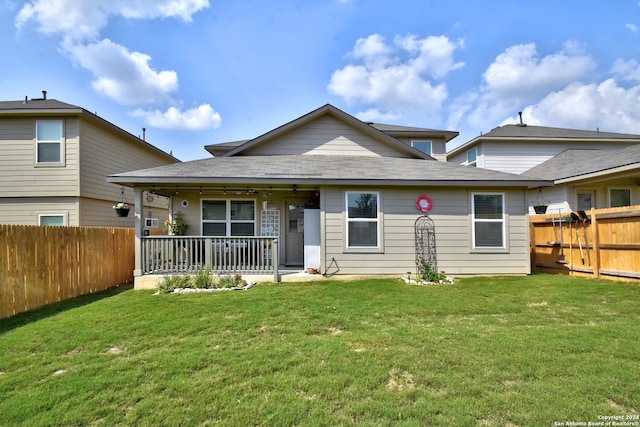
244 115 414 158
447 148 479 167
321 186 530 276
0 197 79 225
78 118 175 213
452 141 636 174
0 117 79 198
78 198 170 228
395 137 448 161
0 112 175 227
77 118 177 226
482 142 564 174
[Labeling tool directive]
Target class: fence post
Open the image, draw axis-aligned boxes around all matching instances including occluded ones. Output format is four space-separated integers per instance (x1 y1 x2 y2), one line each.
133 187 143 277
529 219 536 274
590 208 600 279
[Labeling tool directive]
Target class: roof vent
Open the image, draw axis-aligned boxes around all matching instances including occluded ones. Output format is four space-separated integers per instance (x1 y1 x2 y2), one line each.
516 111 527 127
42 90 47 100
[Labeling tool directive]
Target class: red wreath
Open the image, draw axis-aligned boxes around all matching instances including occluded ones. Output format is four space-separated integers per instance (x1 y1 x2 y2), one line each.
415 194 433 212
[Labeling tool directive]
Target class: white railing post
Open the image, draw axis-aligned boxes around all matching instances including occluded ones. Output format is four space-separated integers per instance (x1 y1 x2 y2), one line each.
272 238 279 282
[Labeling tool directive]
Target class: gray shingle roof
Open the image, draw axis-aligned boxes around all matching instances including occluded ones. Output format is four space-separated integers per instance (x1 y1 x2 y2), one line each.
482 124 640 140
109 155 549 187
0 98 81 111
368 123 459 141
448 124 640 158
522 145 640 181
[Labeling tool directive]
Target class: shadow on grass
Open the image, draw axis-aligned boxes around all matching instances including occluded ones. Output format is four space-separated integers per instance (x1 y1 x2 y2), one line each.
0 283 133 334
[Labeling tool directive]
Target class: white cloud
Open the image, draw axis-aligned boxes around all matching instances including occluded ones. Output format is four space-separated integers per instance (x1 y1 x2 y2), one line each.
395 34 465 79
611 58 640 83
626 23 638 33
66 39 178 105
16 0 209 43
328 33 464 123
14 0 216 129
355 108 400 123
450 42 596 129
482 42 595 101
130 104 222 130
502 79 640 134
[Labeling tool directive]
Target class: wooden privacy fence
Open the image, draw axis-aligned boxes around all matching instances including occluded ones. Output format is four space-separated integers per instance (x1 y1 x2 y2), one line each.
0 225 135 319
530 205 640 282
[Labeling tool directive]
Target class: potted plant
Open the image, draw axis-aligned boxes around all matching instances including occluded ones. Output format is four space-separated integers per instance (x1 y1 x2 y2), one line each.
531 189 549 214
113 202 130 217
165 212 189 235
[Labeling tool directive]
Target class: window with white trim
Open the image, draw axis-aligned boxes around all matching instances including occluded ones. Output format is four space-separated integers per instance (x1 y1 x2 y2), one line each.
472 193 505 248
609 188 631 208
36 120 63 164
467 148 477 167
411 140 432 156
39 214 65 226
346 191 379 248
202 199 255 236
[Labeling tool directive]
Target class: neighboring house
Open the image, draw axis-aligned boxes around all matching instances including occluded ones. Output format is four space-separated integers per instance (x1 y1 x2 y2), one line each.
108 104 549 288
446 121 640 213
0 94 178 227
522 145 640 213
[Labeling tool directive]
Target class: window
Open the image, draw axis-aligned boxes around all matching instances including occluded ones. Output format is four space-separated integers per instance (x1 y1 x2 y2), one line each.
346 191 379 248
577 191 594 211
202 199 255 236
467 148 477 167
610 188 631 208
411 140 432 156
36 120 63 164
472 193 505 249
39 214 65 226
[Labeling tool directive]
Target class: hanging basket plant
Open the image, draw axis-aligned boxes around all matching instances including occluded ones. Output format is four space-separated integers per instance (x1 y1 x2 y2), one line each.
531 188 549 214
113 203 130 217
533 205 548 214
113 188 130 217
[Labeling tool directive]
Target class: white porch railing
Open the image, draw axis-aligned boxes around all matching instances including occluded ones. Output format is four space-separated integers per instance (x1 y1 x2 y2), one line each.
142 236 279 280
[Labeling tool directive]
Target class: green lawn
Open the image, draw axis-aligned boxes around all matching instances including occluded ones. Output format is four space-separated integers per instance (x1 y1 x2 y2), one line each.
1 274 639 426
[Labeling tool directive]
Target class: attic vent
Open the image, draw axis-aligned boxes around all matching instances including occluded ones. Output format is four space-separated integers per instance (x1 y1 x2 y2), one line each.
30 90 48 101
516 111 527 127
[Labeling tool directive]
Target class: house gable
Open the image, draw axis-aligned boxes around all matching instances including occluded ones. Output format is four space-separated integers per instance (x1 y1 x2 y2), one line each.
223 104 431 159
241 114 422 158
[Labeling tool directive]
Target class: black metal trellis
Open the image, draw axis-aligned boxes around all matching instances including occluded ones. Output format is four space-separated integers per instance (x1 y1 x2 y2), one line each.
414 215 437 275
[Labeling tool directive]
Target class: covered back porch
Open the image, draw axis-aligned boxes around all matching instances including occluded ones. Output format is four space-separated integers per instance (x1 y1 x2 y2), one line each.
141 235 279 280
127 184 322 288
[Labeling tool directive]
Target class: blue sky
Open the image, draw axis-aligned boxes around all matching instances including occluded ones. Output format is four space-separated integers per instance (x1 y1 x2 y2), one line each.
3 0 640 161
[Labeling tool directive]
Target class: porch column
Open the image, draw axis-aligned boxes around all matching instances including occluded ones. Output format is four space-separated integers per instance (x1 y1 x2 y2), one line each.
133 187 143 277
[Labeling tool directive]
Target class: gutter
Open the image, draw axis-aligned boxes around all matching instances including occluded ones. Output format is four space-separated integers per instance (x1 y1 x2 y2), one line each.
107 176 552 188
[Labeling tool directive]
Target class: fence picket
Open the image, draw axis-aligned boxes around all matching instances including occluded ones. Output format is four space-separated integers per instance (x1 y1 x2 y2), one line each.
0 225 135 319
530 205 640 282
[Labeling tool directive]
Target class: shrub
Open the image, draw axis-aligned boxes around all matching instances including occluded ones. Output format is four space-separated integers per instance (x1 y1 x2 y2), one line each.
217 273 244 289
418 260 447 283
156 275 192 294
193 266 214 289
